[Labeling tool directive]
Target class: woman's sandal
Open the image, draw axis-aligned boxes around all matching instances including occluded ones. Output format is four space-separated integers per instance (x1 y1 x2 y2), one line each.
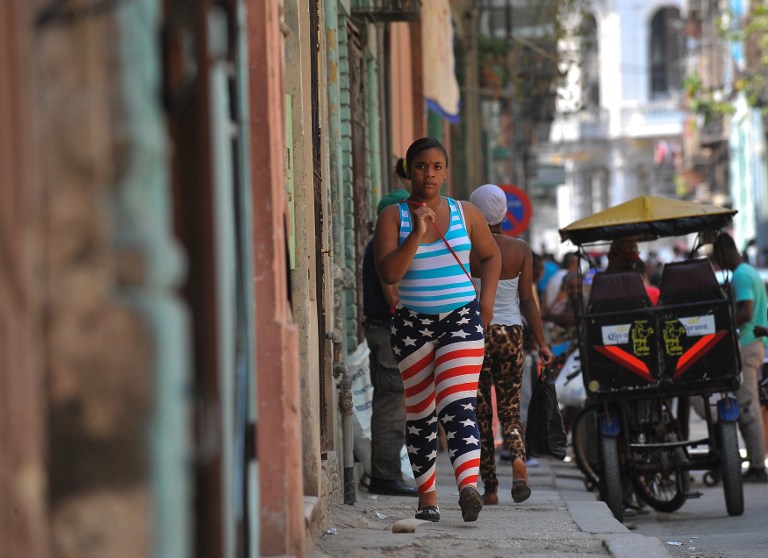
414 505 440 522
511 479 531 503
458 486 483 522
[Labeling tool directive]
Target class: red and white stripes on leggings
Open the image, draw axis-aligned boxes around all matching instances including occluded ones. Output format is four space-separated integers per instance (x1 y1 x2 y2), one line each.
390 299 485 494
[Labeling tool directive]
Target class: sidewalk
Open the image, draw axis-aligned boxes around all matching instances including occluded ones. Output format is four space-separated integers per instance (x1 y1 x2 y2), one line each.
310 453 671 558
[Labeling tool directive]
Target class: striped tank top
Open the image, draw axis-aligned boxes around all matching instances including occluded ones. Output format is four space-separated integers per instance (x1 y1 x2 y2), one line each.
397 197 476 314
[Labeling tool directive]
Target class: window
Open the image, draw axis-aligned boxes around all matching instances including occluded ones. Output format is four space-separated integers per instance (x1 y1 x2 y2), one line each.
650 7 685 98
580 14 600 110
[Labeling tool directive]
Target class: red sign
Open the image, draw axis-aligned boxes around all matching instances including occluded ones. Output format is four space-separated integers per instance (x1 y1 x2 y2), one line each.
499 184 532 236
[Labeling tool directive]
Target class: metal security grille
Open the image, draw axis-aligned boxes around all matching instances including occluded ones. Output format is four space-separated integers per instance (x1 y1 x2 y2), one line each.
348 21 368 345
309 0 330 454
351 0 421 22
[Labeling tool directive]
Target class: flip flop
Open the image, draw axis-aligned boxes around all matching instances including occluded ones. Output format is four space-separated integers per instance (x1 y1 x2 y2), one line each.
511 480 531 503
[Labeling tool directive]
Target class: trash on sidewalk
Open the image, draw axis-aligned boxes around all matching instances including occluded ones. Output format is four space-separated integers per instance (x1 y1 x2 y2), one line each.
391 518 429 533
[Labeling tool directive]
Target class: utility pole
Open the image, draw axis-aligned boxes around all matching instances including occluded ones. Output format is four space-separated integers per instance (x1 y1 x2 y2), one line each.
454 0 482 199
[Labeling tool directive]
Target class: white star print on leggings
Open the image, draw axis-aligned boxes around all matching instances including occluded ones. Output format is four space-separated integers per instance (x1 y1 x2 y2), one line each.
390 299 485 494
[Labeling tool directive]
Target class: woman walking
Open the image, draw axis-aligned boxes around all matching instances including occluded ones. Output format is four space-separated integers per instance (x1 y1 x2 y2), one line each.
469 184 553 505
373 138 500 522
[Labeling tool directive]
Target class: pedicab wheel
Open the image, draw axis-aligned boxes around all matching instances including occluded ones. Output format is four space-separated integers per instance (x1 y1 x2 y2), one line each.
572 405 600 491
716 420 744 516
630 433 689 513
599 434 624 522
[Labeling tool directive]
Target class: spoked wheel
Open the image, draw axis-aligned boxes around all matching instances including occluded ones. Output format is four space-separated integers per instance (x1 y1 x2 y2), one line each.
630 433 689 513
716 420 744 516
599 434 624 522
572 405 600 491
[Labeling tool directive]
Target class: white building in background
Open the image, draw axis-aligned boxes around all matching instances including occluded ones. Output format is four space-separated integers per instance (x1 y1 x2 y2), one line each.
725 1 768 255
536 0 688 254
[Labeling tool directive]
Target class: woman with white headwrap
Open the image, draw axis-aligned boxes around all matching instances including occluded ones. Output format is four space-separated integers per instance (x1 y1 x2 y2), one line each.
470 184 508 226
469 184 554 505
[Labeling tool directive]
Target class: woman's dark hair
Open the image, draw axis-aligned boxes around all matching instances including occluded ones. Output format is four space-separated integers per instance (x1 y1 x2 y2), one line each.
394 158 407 179
712 232 742 270
394 137 449 178
635 258 646 275
562 271 579 289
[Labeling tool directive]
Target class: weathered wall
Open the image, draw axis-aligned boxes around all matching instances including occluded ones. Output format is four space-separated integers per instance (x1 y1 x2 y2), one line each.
389 23 414 162
0 6 166 558
0 2 49 557
284 0 324 502
36 11 154 558
249 1 304 556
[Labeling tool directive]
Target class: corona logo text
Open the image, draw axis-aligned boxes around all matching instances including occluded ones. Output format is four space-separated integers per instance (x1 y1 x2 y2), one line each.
678 315 716 336
602 324 631 346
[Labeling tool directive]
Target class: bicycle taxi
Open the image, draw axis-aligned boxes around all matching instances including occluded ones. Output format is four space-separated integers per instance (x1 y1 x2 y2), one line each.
559 195 744 521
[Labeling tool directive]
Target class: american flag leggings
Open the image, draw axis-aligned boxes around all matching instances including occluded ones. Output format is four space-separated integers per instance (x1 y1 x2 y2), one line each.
390 299 485 494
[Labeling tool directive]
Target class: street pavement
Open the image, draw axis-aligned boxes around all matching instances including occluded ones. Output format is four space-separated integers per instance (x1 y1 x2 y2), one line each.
310 451 671 557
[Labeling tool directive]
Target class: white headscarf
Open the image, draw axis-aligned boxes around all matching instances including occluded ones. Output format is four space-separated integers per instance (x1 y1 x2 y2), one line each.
470 184 507 225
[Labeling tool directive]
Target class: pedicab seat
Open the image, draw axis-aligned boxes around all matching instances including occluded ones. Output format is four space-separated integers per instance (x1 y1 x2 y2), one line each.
582 271 657 399
586 271 650 314
658 258 724 305
656 257 740 395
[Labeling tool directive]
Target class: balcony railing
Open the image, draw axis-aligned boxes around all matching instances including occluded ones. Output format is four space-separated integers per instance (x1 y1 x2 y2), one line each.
351 0 421 22
576 108 609 139
619 99 684 137
699 113 726 146
549 108 609 142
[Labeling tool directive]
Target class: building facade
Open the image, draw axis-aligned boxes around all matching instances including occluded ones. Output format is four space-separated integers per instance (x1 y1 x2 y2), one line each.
539 0 768 259
0 1 461 557
539 0 688 255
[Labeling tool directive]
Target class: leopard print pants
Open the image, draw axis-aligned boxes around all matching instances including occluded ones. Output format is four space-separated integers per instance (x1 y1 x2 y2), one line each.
477 324 526 493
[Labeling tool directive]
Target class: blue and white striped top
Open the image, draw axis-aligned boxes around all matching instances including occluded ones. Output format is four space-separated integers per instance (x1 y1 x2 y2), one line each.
397 197 477 314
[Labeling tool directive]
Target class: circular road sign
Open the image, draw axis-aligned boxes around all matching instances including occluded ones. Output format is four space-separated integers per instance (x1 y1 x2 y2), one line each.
499 184 532 236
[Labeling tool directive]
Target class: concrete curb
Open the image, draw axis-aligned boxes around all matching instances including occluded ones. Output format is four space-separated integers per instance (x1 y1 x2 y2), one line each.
602 533 674 558
567 501 629 534
566 496 672 558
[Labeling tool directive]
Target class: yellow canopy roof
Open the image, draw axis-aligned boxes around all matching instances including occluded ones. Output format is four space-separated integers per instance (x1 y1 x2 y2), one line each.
559 195 737 245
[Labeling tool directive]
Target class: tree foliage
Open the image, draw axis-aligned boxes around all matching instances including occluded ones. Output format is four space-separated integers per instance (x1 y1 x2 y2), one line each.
739 2 768 111
685 2 768 121
476 1 592 112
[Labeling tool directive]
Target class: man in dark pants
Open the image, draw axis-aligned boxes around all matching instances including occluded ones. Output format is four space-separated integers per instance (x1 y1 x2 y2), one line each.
364 189 417 496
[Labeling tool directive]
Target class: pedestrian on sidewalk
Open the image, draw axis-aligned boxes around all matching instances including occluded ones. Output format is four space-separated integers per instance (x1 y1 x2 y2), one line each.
711 232 768 483
468 184 553 506
373 137 501 522
363 187 418 497
541 271 583 434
